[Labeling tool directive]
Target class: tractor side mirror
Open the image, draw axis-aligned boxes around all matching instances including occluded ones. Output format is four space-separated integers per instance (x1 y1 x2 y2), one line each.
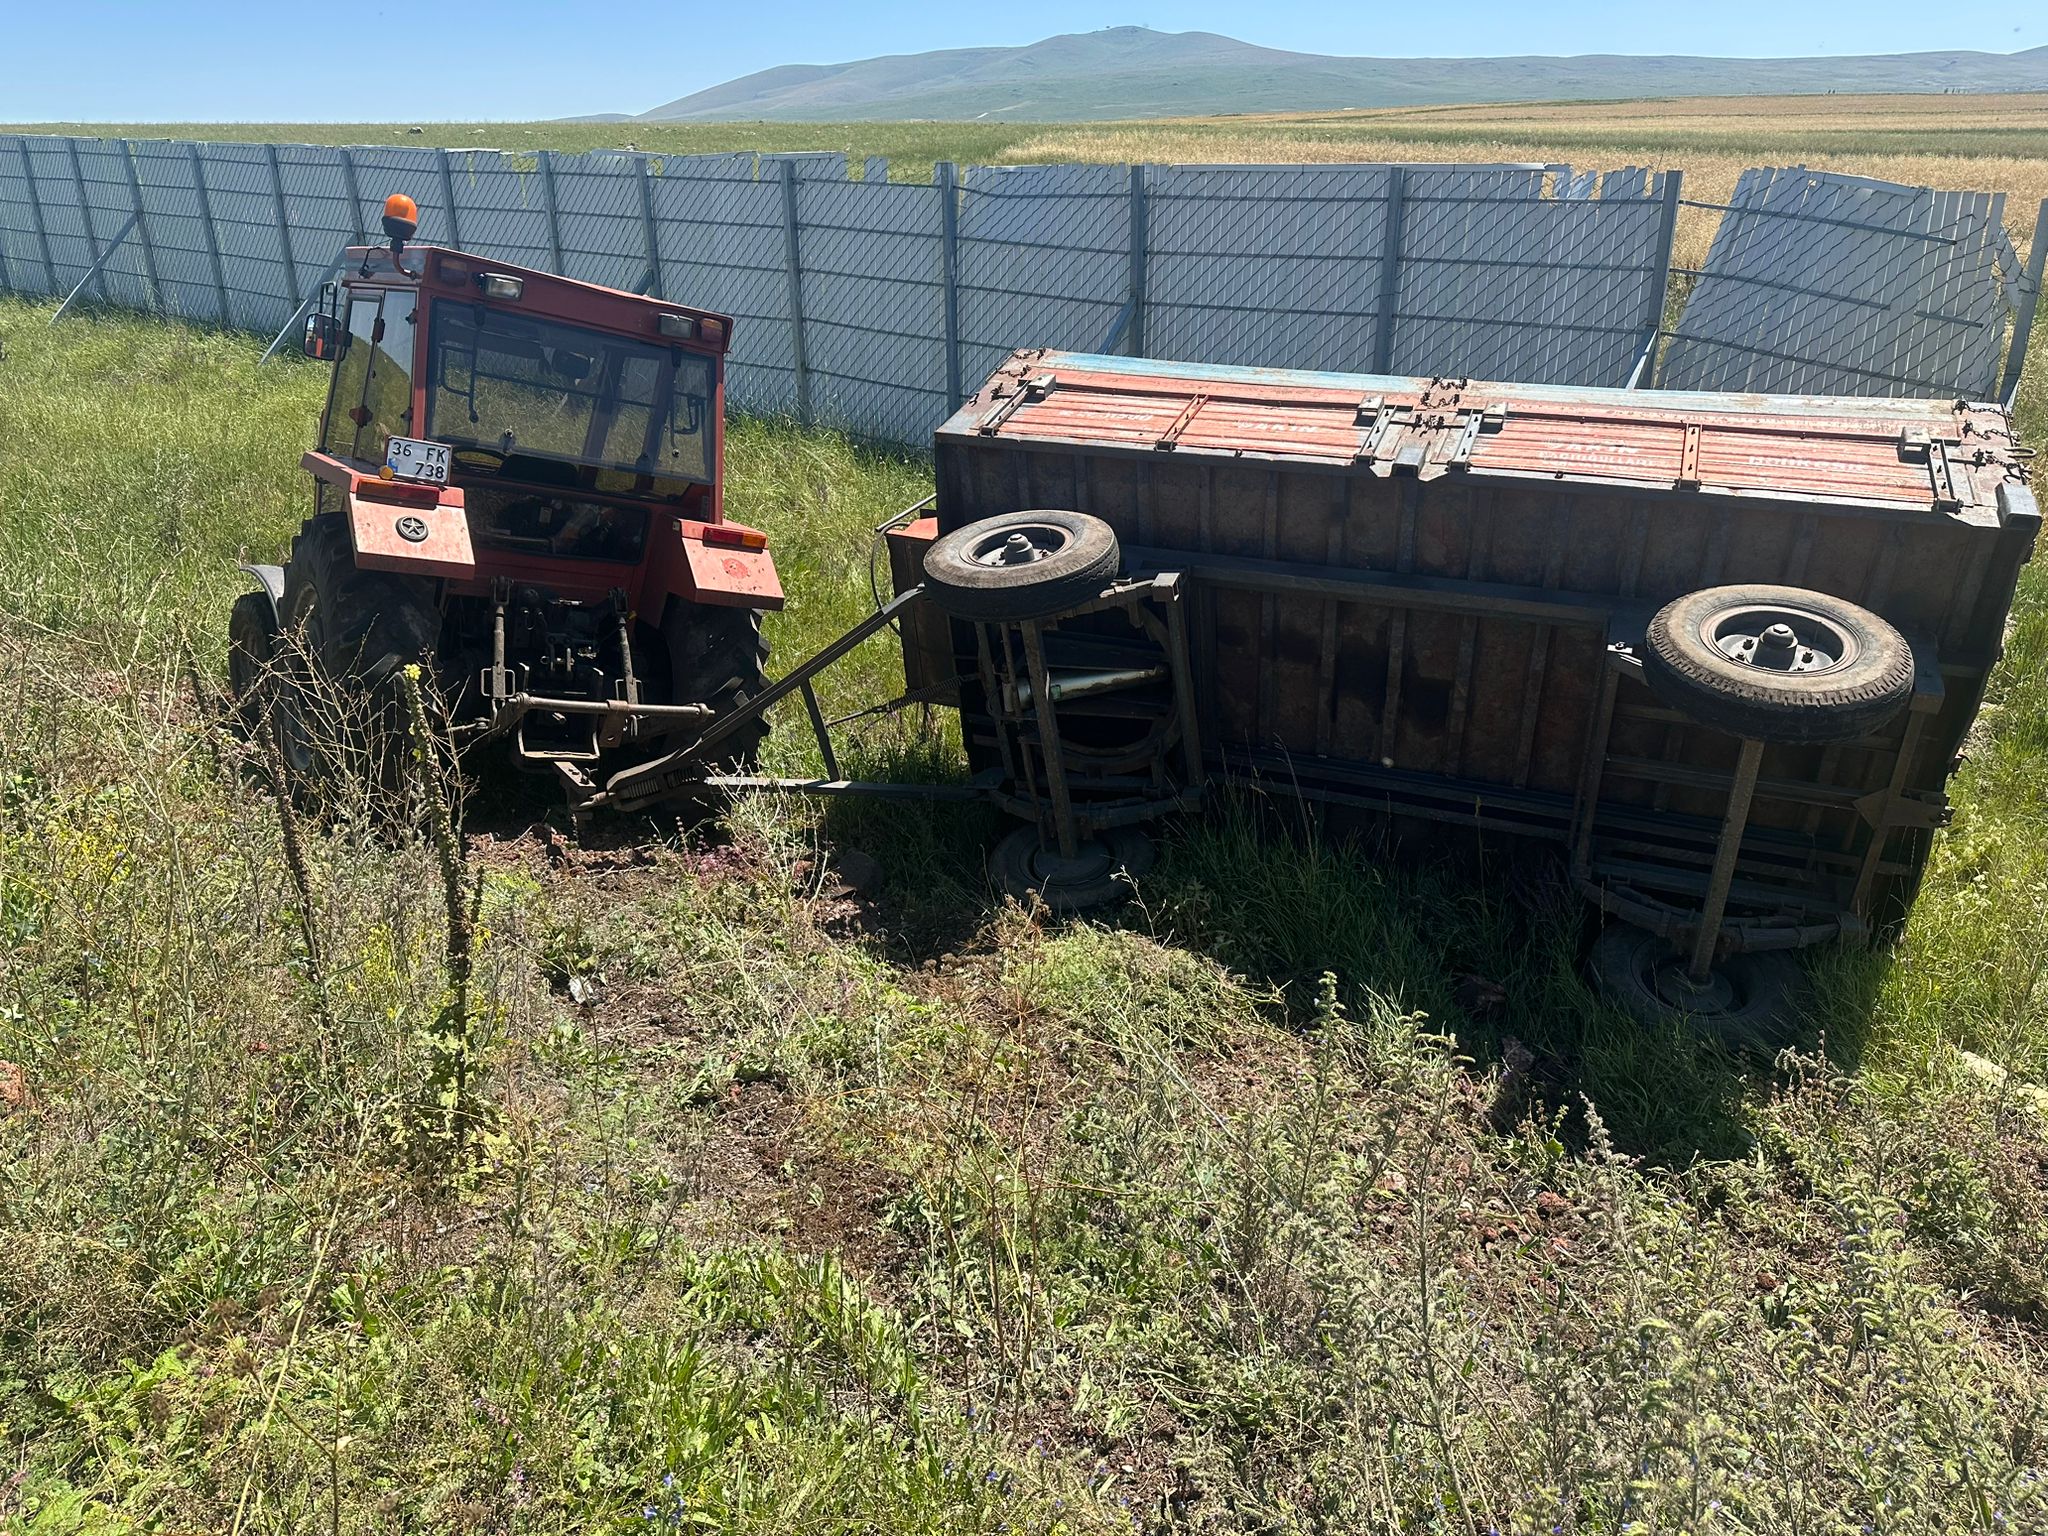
302 312 343 361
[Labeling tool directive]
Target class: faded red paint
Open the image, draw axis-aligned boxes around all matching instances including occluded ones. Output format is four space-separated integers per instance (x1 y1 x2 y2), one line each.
965 352 2017 515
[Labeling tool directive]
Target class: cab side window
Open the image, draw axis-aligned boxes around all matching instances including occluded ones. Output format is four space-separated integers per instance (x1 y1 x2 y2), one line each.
319 297 380 459
361 290 418 453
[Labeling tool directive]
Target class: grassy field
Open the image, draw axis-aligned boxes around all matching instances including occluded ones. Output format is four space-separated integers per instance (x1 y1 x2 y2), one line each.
3 93 2048 1534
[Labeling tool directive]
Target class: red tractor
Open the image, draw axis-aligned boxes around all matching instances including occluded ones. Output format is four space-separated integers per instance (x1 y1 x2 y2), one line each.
228 195 780 803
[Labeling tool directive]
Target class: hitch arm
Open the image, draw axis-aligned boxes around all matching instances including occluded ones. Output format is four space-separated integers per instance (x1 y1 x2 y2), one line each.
596 584 929 813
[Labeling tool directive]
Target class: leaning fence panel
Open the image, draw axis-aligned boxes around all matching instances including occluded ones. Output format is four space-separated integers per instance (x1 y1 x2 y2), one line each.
193 143 298 334
67 140 152 312
129 140 229 324
1660 166 2019 398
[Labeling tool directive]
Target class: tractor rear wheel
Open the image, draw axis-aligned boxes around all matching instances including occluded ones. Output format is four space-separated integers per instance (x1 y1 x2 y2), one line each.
273 515 441 797
227 590 278 735
663 602 772 773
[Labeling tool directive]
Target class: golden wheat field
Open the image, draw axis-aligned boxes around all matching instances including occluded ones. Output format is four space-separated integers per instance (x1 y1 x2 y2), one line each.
1009 93 2048 272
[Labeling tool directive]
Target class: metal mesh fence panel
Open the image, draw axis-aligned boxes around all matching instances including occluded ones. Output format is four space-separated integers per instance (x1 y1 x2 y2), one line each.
130 139 230 324
552 151 653 293
275 144 359 298
1145 163 1392 372
956 164 1131 391
1661 166 2018 398
1387 166 1673 387
4 133 2026 446
22 139 91 298
66 140 151 311
195 142 298 334
647 154 796 419
796 174 950 445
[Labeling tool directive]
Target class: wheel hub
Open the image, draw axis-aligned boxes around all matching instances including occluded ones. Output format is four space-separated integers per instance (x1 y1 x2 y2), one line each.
1020 837 1120 890
1647 958 1737 1014
971 524 1068 568
1710 604 1855 675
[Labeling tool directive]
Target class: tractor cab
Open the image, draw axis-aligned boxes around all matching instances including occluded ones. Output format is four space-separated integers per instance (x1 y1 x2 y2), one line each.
230 194 780 797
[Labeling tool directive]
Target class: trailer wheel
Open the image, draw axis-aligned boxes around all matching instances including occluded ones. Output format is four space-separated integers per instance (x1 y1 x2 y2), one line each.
1642 584 1912 745
273 515 441 791
1589 922 1802 1052
922 510 1121 622
989 823 1155 913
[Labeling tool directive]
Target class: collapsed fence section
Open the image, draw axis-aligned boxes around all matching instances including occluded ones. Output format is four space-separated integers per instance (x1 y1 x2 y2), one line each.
1660 166 2032 400
0 136 2040 450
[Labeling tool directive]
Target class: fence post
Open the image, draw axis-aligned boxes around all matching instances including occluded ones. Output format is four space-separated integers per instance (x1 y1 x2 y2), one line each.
65 137 108 302
120 141 163 309
537 149 564 272
188 142 233 326
15 139 56 295
937 161 962 410
1372 165 1408 375
49 211 138 325
779 157 811 425
437 149 462 249
1998 197 2048 408
337 147 366 243
635 155 663 299
1126 163 1149 358
1629 169 1684 389
264 142 301 307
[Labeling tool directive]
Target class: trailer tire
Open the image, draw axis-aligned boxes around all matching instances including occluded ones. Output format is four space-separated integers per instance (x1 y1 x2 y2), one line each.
274 515 441 793
1643 584 1913 745
1589 922 1802 1053
922 510 1121 622
989 823 1155 913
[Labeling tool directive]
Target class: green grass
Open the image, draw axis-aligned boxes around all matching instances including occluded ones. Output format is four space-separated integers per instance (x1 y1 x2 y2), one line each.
3 296 2048 1532
0 121 1037 185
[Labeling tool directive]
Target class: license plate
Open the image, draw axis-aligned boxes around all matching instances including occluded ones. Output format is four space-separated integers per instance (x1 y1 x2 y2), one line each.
385 435 450 484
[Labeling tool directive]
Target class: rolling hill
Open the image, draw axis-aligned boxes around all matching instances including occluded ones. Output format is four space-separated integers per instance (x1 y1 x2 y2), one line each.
632 26 2048 122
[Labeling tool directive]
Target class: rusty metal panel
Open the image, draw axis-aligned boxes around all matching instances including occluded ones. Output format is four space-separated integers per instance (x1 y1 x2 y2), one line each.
959 351 2016 515
886 518 957 704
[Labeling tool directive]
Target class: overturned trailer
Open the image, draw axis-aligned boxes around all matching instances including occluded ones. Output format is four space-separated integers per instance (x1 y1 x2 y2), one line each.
869 351 2037 1037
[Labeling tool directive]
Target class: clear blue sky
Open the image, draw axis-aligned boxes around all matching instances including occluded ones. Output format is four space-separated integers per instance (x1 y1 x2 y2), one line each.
3 1 2039 121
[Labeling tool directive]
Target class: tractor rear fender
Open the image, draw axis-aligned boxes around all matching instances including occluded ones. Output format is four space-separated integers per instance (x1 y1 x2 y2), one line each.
237 561 286 620
645 516 785 611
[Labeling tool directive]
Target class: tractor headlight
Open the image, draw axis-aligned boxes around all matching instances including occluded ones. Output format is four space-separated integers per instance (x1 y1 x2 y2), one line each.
477 273 524 301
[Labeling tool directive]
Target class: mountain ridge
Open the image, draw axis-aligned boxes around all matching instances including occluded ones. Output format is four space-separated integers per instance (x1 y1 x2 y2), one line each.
632 27 2048 122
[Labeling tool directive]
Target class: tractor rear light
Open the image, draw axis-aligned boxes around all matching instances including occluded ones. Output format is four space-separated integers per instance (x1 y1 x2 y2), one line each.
438 256 472 282
698 317 726 346
702 522 768 551
478 273 524 301
658 313 698 340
